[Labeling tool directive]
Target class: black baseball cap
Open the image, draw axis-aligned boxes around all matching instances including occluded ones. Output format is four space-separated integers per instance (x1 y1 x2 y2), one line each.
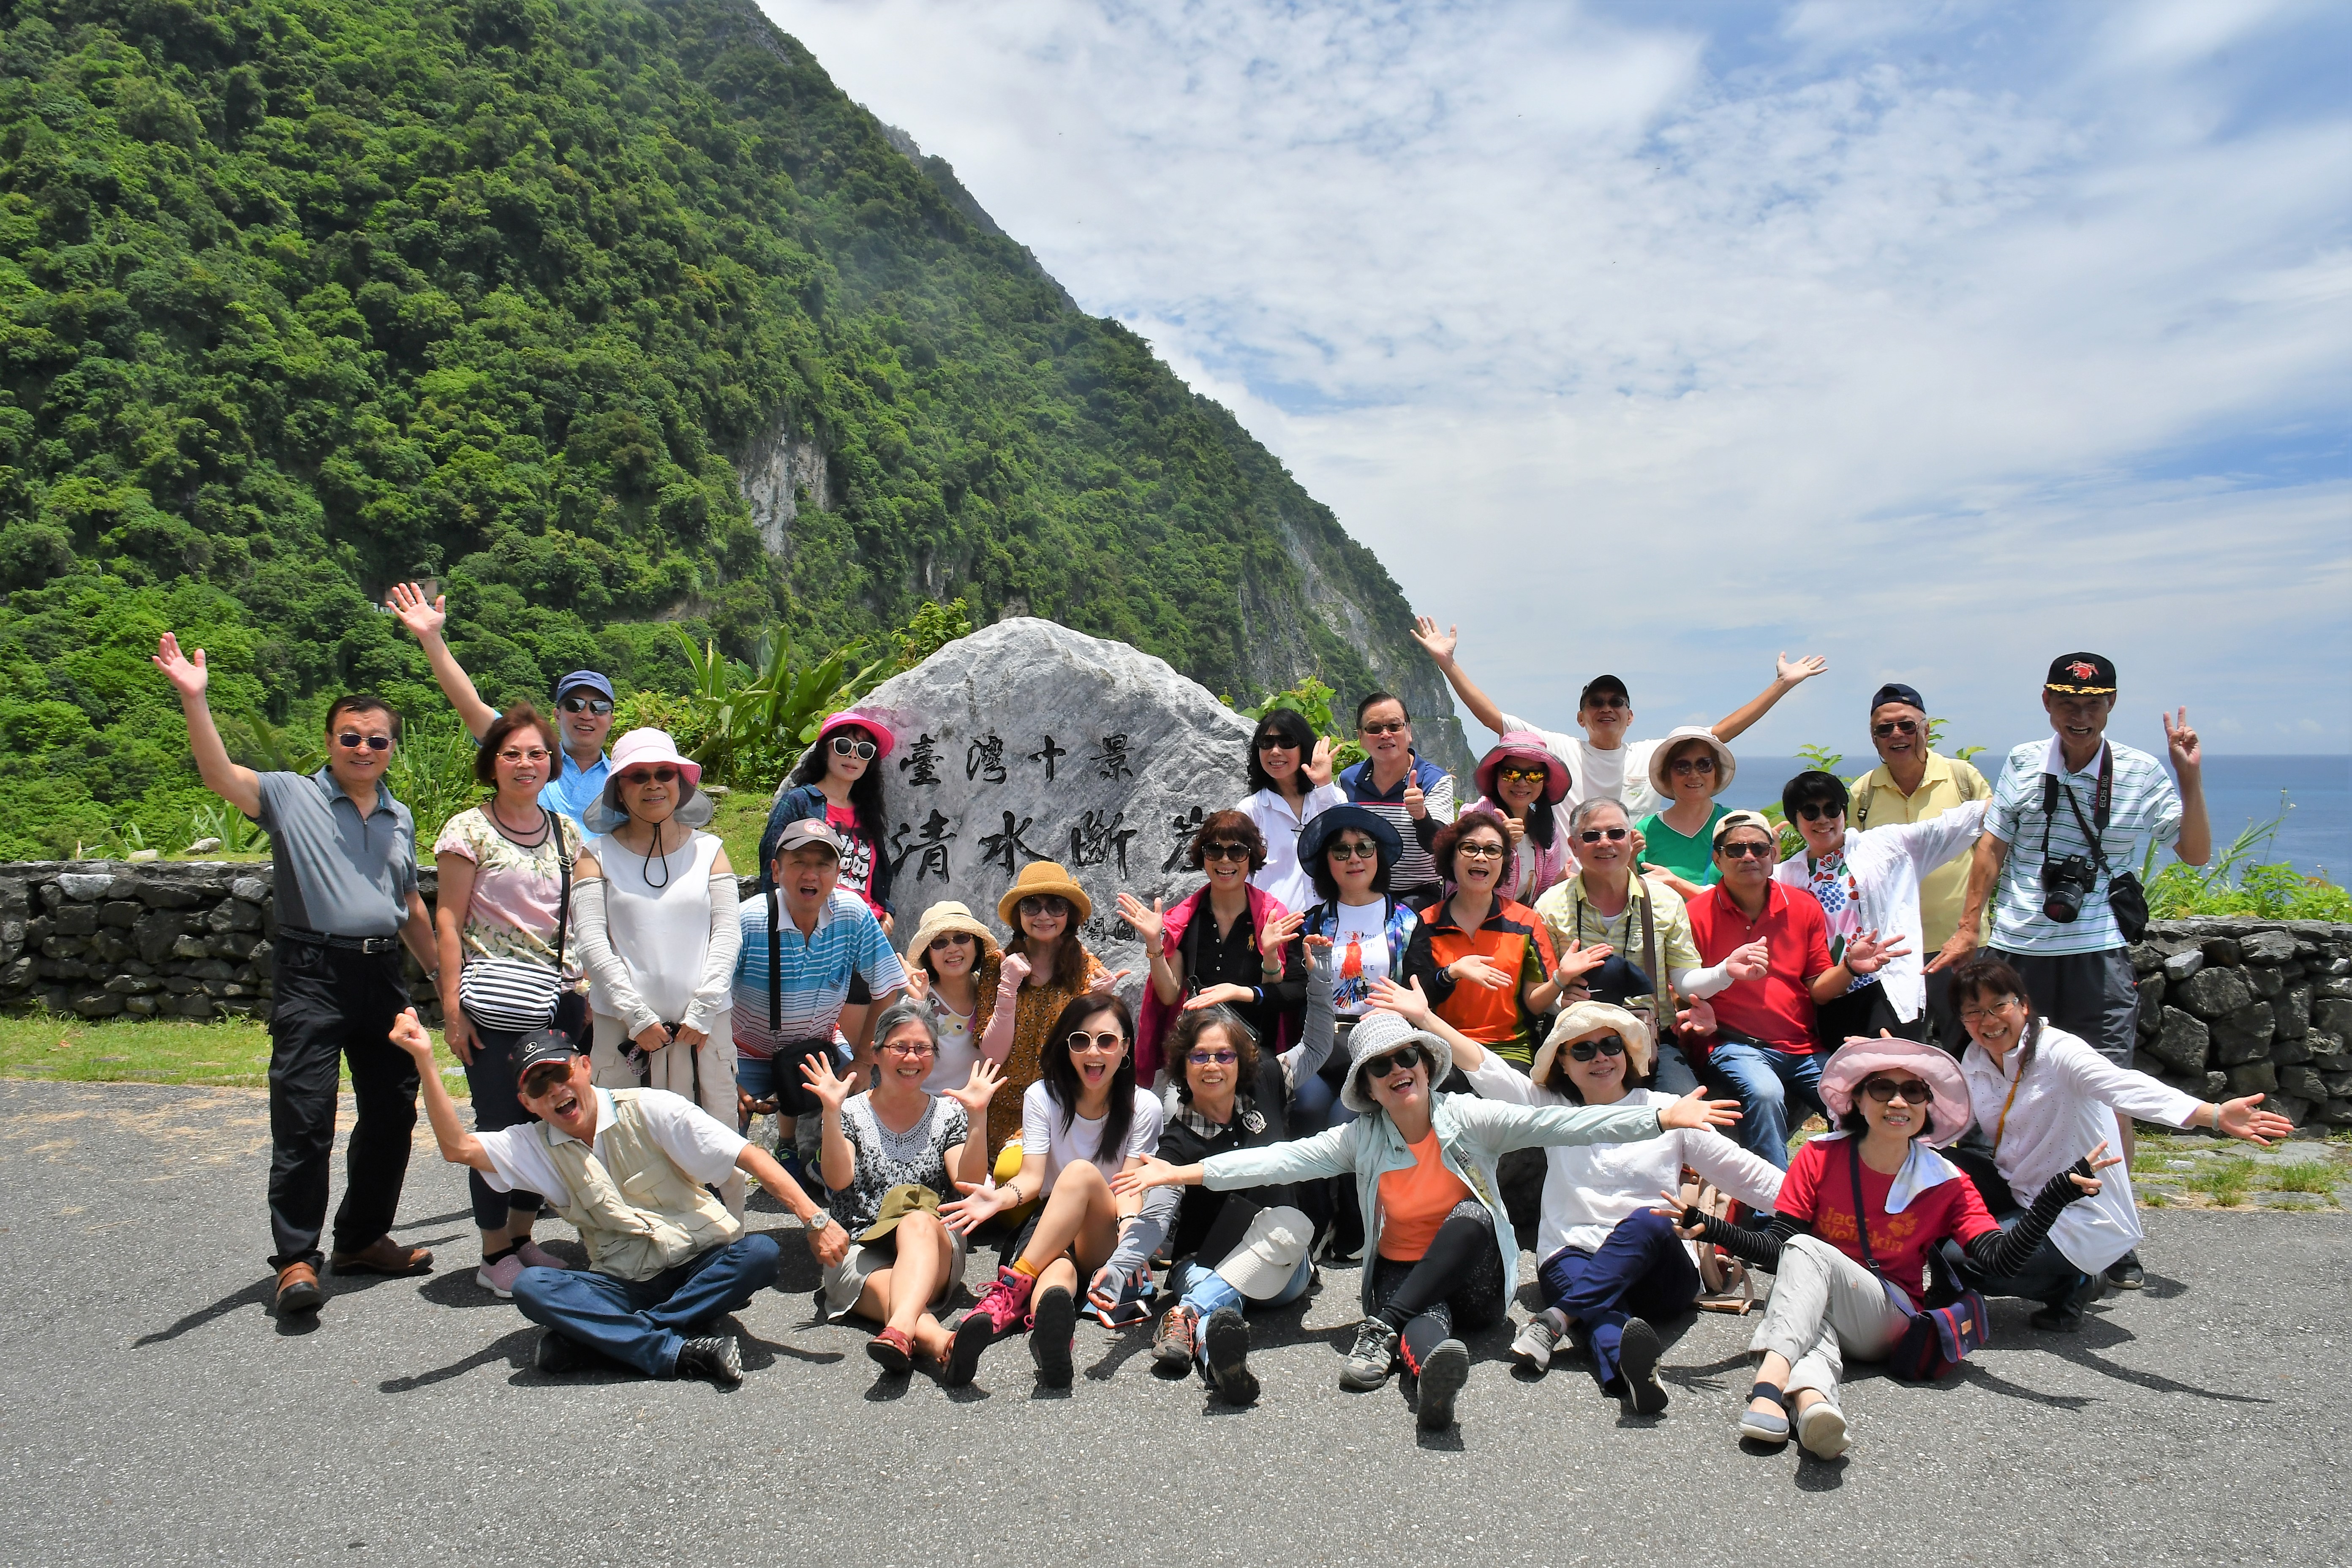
1579 675 1631 708
1870 682 1926 713
2044 653 2117 696
513 1029 585 1079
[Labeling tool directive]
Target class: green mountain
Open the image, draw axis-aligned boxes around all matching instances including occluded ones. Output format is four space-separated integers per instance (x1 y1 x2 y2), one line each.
0 0 1465 859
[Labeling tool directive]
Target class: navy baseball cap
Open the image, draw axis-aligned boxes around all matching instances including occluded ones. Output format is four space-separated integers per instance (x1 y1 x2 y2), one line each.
554 670 615 702
1870 682 1925 713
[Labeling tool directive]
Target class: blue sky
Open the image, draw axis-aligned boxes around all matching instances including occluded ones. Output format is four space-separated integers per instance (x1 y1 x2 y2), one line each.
767 0 2351 761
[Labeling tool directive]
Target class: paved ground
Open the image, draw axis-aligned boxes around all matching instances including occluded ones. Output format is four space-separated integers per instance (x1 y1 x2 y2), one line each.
3 1078 2347 1568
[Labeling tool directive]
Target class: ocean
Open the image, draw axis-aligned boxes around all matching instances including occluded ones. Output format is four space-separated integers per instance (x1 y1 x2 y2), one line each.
1722 754 2350 883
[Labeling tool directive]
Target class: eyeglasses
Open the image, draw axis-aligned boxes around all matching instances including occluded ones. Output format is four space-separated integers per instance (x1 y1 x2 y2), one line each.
1670 756 1717 776
1871 719 1919 738
1187 1048 1239 1066
1567 1038 1626 1062
928 932 976 952
1957 998 2023 1024
879 1040 937 1059
620 767 678 786
1326 840 1379 862
1201 842 1252 863
1255 735 1300 752
520 1065 573 1098
1359 720 1407 735
558 695 613 716
1578 827 1630 844
1018 896 1069 919
830 735 877 760
1067 1030 1126 1054
1718 840 1773 859
1496 766 1548 785
1456 841 1508 860
1794 802 1843 822
1361 1045 1426 1078
336 732 393 751
496 746 551 763
1862 1078 1932 1105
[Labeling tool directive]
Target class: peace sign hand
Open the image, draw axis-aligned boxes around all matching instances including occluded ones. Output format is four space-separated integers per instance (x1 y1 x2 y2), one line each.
2162 707 2202 775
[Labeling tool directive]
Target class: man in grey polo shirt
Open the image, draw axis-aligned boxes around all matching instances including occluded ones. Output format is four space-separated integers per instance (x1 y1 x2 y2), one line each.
155 633 443 1316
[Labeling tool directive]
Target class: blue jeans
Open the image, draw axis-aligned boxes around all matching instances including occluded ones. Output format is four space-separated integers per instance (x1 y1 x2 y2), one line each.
513 1234 781 1377
1946 1212 2091 1307
1288 1048 1361 1131
1537 1211 1701 1389
1650 1038 1700 1097
1168 1254 1313 1372
1706 1040 1826 1169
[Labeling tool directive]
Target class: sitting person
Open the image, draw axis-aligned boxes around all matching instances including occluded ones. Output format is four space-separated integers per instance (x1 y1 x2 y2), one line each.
1403 808 1567 1070
1677 1036 2108 1460
942 994 1168 1391
388 1009 844 1383
898 901 1005 1094
1148 975 1342 1403
1468 733 1573 905
1116 1012 1741 1431
1120 809 1307 1083
1634 727 1737 898
1947 956 2290 1329
1385 988 1781 1414
975 863 1117 1166
800 1002 1004 1372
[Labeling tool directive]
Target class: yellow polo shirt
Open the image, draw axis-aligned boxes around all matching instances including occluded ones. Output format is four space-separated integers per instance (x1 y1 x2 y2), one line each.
1851 750 1992 950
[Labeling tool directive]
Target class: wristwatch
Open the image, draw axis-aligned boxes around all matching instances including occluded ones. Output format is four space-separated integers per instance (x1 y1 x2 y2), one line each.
804 1209 832 1233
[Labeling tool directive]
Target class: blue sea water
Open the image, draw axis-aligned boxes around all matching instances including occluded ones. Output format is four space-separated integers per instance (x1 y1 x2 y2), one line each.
1723 754 2350 882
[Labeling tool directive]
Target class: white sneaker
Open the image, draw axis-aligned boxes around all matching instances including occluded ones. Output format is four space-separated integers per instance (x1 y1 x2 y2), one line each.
1510 1309 1566 1373
1797 1399 1850 1460
476 1253 526 1298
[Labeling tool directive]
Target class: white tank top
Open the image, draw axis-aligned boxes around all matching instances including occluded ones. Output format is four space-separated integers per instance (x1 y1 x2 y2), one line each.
587 830 726 1023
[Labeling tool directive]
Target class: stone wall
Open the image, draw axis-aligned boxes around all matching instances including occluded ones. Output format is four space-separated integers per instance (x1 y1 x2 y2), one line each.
2130 918 2352 1128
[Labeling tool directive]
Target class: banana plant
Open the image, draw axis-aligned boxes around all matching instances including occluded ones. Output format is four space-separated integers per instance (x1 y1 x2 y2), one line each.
673 626 886 789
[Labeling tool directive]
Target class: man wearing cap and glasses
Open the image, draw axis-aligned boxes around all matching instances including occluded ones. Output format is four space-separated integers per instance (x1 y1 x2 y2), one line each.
1847 682 1993 1046
389 1010 844 1383
1410 618 1827 819
1931 654 2208 1290
153 634 442 1316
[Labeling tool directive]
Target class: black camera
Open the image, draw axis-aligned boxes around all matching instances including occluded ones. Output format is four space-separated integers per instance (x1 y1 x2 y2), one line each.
2040 855 2099 923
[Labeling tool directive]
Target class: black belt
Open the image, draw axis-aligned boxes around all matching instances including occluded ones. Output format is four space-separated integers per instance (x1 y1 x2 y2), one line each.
278 927 401 955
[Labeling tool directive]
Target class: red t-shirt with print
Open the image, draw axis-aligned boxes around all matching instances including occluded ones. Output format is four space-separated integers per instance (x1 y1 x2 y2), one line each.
1776 1135 1999 1300
1685 881 1834 1054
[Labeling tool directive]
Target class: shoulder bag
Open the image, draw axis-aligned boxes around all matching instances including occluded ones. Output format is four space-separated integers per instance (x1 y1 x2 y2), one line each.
2041 743 2148 940
1848 1139 1990 1381
458 815 585 1038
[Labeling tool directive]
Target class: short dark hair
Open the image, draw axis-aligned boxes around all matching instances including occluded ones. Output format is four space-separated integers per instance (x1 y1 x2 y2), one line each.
1948 955 2032 1019
1189 808 1267 872
1432 807 1511 885
1781 770 1849 822
1307 822 1396 904
1355 690 1409 728
474 704 560 787
1245 708 1318 795
1166 1007 1262 1108
1040 993 1137 1149
324 694 400 743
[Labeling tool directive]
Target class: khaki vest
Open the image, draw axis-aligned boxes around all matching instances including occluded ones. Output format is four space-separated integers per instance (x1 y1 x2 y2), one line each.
541 1090 741 1282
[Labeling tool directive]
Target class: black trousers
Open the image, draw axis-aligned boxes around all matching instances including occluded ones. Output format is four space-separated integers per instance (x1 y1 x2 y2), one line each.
267 939 418 1270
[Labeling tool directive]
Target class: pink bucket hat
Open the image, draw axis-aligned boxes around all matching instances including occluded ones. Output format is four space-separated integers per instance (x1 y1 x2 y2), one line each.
607 728 703 789
1474 731 1570 806
817 708 897 762
1818 1037 1972 1148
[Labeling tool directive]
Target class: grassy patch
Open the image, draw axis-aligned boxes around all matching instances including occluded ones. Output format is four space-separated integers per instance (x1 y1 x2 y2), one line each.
2263 1160 2343 1195
2143 1190 2173 1208
2187 1157 2257 1208
0 1013 469 1095
709 788 772 879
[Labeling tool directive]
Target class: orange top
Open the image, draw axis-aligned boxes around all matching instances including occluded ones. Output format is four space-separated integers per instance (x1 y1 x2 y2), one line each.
1376 1130 1473 1261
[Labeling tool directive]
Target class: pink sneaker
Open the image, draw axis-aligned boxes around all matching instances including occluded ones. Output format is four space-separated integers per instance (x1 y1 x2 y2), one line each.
512 1239 572 1271
944 1266 1035 1388
476 1253 527 1298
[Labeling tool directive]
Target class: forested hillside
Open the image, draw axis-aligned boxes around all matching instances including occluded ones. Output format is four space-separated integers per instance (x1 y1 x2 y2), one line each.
0 0 1461 858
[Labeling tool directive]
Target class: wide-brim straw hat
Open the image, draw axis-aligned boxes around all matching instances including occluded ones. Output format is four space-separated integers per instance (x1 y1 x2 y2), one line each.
1647 724 1737 798
1818 1037 1972 1148
997 860 1092 926
1339 1010 1454 1117
1475 731 1571 807
904 901 1003 970
1531 1001 1655 1086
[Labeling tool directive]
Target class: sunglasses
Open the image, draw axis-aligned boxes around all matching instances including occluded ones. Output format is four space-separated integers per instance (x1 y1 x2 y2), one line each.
1018 896 1070 918
1361 1044 1427 1078
1359 720 1408 735
1583 695 1629 711
1496 765 1548 785
1863 1077 1932 1105
1456 841 1507 860
1326 840 1380 862
1567 1038 1626 1062
879 1040 937 1059
1669 756 1717 776
1201 842 1252 863
1067 1030 1126 1054
830 735 878 760
496 746 550 763
928 931 976 952
1794 802 1843 822
1255 735 1300 752
336 731 393 751
1578 827 1630 844
1872 719 1920 738
520 1064 574 1098
1187 1048 1239 1066
620 766 678 786
1718 840 1773 859
558 695 613 716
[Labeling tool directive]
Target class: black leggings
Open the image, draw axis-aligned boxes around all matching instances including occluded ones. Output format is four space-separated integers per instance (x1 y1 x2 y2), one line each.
1371 1200 1506 1375
459 1018 545 1233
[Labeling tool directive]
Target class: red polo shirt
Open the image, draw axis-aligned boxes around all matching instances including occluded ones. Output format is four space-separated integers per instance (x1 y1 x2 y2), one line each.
1685 882 1833 1055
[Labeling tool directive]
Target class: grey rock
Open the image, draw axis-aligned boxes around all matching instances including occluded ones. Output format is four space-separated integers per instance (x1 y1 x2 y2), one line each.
0 877 26 918
2315 998 2352 1038
56 872 124 902
100 975 160 996
2200 936 2241 967
2276 984 2312 1040
843 618 1261 982
2198 1070 2225 1101
2271 1032 2312 1066
122 994 159 1015
209 932 259 960
2227 1061 2277 1096
173 995 213 1019
120 960 152 976
37 958 88 980
230 877 270 904
184 959 235 981
2135 973 2165 1014
2161 950 2205 984
2325 1072 2352 1099
135 882 203 909
2126 942 2164 975
38 936 85 959
2324 1098 2352 1126
98 900 140 929
2318 978 2352 1001
2211 1001 2275 1065
23 916 50 944
87 931 128 965
170 935 210 961
2144 1007 2211 1075
2278 1064 2331 1103
205 899 263 934
52 906 97 938
132 910 191 966
2266 1094 2311 1128
161 976 204 995
2307 1031 2351 1071
2329 958 2352 977
2175 965 2252 1018
2246 966 2284 999
249 940 272 978
0 956 32 992
68 989 124 1018
2238 929 2298 965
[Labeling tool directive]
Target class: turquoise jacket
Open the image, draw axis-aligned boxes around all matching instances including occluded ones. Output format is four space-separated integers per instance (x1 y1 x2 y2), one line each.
1200 1095 1666 1314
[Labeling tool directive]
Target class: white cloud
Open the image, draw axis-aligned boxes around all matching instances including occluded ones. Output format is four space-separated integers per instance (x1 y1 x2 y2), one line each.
764 0 2351 762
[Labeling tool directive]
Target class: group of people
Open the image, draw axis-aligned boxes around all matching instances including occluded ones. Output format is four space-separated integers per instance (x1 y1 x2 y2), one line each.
146 591 2287 1455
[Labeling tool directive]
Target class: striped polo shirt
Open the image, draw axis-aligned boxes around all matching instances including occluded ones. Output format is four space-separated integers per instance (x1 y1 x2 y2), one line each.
1983 737 2181 957
731 888 907 1058
1339 754 1456 894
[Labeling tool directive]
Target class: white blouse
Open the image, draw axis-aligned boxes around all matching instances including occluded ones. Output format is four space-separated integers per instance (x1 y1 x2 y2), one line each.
1241 783 1345 915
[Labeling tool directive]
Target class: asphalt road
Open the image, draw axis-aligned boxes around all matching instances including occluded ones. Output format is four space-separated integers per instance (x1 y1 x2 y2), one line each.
2 1078 2346 1568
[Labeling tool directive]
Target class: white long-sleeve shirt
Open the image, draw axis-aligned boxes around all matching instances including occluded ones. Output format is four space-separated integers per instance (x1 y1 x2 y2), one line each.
1240 783 1345 914
1961 1022 2203 1274
1771 799 1987 1023
1465 1054 1782 1263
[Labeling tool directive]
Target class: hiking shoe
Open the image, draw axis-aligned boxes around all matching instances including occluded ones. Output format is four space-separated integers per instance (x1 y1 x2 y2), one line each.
1510 1308 1565 1373
2106 1251 2145 1290
1153 1303 1200 1370
1797 1399 1850 1459
1029 1284 1076 1388
674 1335 743 1385
274 1261 323 1316
1616 1316 1669 1415
1412 1338 1470 1431
476 1253 526 1299
1339 1318 1401 1391
1203 1307 1258 1405
512 1238 572 1271
967 1265 1036 1338
534 1331 598 1376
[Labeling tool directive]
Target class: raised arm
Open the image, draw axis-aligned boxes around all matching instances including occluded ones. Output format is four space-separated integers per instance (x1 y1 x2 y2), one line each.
1410 618 1511 737
1709 652 1827 744
152 634 261 818
386 582 500 739
2164 708 2211 868
388 1008 492 1173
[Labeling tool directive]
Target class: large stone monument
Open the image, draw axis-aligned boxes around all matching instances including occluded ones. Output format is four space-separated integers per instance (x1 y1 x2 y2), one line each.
839 618 1256 979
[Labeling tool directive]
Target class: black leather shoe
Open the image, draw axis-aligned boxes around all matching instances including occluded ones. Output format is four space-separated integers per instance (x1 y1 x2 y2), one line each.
535 1331 597 1375
674 1335 743 1384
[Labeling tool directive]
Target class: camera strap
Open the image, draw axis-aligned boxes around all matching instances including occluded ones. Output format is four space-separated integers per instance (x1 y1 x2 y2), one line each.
2038 743 2113 873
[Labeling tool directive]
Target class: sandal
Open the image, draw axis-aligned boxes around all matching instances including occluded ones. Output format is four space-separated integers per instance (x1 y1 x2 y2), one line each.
865 1327 914 1375
1738 1381 1791 1445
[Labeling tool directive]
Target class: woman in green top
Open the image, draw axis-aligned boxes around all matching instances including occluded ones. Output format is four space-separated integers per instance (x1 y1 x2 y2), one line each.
1636 727 1736 899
